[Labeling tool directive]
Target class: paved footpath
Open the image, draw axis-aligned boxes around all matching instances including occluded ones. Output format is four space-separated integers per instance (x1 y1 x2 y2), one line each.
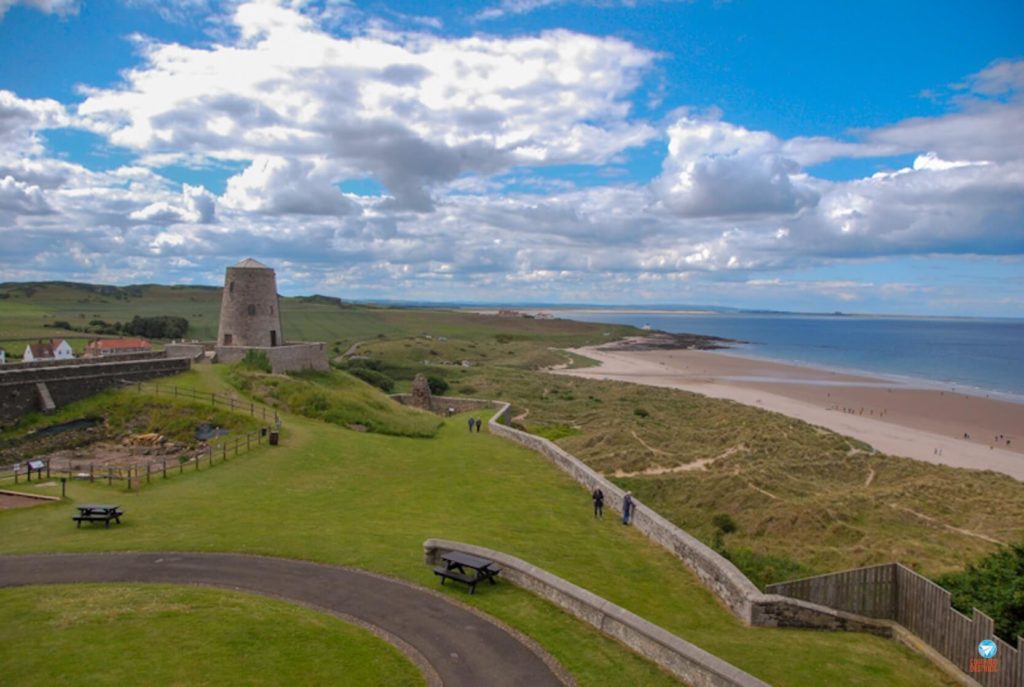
0 552 567 687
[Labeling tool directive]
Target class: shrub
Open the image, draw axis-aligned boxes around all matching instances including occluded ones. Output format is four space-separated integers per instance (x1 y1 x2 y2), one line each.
349 367 395 393
712 513 738 535
240 350 272 373
722 548 812 589
634 407 649 418
426 375 449 395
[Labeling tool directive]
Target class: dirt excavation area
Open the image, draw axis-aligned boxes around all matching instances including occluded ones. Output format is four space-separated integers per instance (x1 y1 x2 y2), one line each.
32 436 198 475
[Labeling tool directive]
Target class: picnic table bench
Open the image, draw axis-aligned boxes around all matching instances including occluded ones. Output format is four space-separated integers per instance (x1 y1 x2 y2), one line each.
434 551 501 594
72 504 123 528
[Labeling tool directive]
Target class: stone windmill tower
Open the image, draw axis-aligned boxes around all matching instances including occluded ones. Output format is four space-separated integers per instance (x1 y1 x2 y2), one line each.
217 258 284 348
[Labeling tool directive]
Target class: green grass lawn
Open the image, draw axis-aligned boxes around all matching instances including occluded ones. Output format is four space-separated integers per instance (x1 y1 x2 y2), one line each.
0 366 955 687
0 584 424 687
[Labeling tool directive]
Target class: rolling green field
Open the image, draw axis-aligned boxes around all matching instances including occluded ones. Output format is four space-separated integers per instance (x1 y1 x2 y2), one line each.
0 365 953 687
0 585 425 687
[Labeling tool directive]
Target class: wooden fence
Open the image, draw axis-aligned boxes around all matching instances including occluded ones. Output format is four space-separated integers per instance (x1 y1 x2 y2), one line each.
767 563 1022 686
0 425 276 490
129 381 279 424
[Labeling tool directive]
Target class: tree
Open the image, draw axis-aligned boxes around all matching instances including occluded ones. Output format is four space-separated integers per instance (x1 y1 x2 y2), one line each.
935 544 1024 644
123 315 189 339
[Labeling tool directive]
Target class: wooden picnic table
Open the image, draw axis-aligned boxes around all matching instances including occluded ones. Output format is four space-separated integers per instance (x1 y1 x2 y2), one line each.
433 551 502 594
73 504 123 528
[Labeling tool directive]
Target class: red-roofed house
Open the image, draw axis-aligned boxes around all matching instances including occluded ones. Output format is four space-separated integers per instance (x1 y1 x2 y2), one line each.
24 339 74 361
84 338 153 357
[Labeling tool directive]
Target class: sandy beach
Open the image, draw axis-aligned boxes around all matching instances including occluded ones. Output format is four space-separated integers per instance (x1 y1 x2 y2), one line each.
557 345 1024 481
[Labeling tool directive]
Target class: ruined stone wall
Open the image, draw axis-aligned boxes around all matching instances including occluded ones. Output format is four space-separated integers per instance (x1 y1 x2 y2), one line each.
0 357 191 424
390 394 493 415
214 343 328 373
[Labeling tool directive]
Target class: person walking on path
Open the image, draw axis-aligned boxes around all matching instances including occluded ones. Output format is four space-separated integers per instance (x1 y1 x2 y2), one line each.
475 418 482 433
621 491 634 525
468 417 475 432
592 488 604 518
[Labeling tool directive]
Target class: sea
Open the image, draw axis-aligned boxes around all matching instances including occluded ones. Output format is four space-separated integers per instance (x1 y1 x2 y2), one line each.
552 310 1024 402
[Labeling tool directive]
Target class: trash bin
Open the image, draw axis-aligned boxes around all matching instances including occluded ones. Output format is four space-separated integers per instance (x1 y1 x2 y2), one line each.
269 430 279 446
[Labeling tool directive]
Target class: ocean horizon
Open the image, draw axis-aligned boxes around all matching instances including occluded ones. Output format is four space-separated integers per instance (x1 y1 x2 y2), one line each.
550 310 1024 402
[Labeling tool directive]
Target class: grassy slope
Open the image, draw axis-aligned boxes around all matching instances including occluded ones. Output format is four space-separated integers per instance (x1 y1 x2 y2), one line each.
228 367 442 437
0 366 952 687
0 585 424 687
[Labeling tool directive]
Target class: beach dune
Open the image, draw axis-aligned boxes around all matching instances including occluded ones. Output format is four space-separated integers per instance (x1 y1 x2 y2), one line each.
558 346 1024 481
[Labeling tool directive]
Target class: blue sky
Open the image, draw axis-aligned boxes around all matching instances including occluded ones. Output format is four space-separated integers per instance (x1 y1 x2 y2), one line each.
0 0 1021 315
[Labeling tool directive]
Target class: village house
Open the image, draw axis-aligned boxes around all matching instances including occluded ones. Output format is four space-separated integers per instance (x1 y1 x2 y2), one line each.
23 339 74 362
84 338 153 357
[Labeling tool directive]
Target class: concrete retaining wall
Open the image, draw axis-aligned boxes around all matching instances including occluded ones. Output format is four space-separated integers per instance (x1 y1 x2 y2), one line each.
424 538 769 687
487 402 892 636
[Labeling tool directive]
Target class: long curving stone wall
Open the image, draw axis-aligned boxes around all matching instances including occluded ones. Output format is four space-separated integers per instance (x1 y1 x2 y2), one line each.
424 538 770 687
486 402 893 636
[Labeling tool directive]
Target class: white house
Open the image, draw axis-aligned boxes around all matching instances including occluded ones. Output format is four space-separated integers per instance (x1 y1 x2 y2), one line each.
52 339 74 359
24 339 74 362
0 348 5 364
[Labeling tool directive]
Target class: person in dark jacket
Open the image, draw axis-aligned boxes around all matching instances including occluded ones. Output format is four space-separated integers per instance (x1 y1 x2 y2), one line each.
622 491 634 525
475 418 482 432
467 416 475 432
592 487 604 518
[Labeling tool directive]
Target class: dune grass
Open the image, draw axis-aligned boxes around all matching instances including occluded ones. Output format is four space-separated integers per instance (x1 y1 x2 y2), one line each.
0 584 424 687
0 366 954 687
401 360 1024 582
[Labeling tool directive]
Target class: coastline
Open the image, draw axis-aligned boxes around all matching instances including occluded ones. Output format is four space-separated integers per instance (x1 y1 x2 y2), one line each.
556 344 1024 481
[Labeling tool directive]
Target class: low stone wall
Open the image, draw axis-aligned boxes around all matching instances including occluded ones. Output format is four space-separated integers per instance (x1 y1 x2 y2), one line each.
424 538 769 687
0 357 191 424
487 402 892 636
214 343 329 373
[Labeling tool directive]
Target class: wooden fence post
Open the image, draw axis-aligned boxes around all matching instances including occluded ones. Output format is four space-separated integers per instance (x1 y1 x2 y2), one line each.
107 467 113 486
90 464 94 482
146 462 151 484
127 466 132 491
162 459 167 479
